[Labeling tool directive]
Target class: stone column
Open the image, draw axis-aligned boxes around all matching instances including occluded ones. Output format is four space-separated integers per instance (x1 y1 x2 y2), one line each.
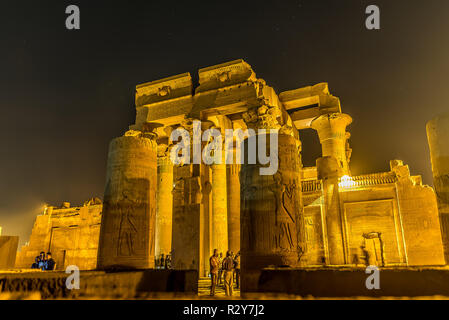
171 119 205 273
240 106 302 291
311 113 352 176
211 159 228 256
227 163 240 254
97 129 157 269
316 156 346 265
427 113 449 262
155 142 174 260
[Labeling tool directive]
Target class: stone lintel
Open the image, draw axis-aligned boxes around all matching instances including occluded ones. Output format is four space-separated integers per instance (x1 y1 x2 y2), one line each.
135 72 192 108
280 83 342 129
135 84 261 129
196 59 256 93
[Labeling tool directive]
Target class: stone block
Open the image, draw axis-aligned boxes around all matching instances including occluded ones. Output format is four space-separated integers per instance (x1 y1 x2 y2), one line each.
135 73 192 107
0 236 19 269
197 59 256 93
251 268 449 297
0 269 198 299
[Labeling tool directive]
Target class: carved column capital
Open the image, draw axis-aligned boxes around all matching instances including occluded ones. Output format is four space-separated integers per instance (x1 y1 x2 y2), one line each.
242 105 283 130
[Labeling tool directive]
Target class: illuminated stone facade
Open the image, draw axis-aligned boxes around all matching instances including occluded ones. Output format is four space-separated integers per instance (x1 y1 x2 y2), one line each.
15 199 102 270
0 236 18 269
14 60 446 274
302 160 444 266
427 113 449 261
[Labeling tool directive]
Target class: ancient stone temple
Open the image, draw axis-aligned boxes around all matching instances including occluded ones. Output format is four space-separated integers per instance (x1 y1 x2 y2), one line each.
16 60 446 282
15 199 102 270
119 59 444 277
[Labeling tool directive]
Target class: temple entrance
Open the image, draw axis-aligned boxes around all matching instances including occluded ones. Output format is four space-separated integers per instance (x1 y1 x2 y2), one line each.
362 232 385 267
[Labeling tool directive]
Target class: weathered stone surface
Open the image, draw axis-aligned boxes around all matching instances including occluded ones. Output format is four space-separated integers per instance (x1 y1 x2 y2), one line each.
280 83 342 130
0 236 19 269
171 164 203 271
241 133 302 292
227 164 241 254
196 59 256 93
316 156 345 265
391 161 445 266
97 132 157 269
0 270 198 299
211 162 228 256
427 113 449 262
302 159 445 268
10 60 448 294
311 113 352 176
15 201 102 270
135 73 193 108
155 153 174 259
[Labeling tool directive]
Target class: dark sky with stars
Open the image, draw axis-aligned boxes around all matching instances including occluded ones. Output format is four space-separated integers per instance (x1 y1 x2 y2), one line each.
1 0 449 244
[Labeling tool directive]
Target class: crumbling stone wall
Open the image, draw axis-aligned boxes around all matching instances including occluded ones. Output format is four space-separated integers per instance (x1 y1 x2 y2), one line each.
15 201 102 270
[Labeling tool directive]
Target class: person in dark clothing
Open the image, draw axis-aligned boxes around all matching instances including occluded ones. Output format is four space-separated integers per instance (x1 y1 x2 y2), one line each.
209 249 219 296
160 254 165 269
222 251 234 296
361 245 371 267
38 251 46 270
165 254 171 269
44 252 56 271
31 256 40 269
233 251 241 289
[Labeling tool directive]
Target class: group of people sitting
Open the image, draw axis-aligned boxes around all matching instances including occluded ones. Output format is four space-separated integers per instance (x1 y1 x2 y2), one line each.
209 249 240 296
30 251 56 271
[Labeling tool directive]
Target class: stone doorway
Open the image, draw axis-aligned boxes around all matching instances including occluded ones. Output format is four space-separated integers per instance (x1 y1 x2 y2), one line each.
362 232 385 267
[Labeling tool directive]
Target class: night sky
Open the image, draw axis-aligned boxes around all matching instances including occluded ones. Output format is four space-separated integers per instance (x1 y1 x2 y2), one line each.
1 0 448 244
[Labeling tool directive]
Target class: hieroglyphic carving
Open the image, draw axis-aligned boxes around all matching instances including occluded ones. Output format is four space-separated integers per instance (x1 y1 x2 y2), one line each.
241 133 302 271
173 176 202 206
435 174 449 203
242 105 283 130
241 183 257 251
270 172 297 251
118 213 137 256
97 132 157 269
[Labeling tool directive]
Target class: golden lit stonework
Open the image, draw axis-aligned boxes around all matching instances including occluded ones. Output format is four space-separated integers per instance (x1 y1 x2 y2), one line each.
2 59 448 299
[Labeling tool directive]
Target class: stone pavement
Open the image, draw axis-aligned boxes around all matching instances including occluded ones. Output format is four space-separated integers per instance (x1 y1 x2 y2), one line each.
198 277 240 298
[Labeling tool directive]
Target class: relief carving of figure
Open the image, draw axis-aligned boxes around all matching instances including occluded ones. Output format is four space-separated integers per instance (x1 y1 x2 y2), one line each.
118 190 139 257
172 178 186 204
270 172 296 250
436 174 449 203
189 177 202 205
241 183 257 250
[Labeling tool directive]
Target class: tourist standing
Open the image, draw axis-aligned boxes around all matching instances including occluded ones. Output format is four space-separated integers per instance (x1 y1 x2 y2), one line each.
209 249 219 296
234 251 240 289
160 254 165 269
222 251 234 296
